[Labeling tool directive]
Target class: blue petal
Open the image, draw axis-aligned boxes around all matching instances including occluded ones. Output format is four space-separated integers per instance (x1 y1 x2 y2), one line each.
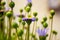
37 28 47 36
31 18 36 21
27 0 32 3
22 18 27 21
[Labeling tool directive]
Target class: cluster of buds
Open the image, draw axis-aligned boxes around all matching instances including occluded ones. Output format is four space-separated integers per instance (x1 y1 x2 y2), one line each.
41 16 48 28
49 10 55 19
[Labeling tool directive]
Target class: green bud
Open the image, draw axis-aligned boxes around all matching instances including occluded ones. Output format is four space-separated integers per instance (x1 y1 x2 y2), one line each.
33 12 38 17
52 30 57 35
31 34 35 38
43 17 47 22
50 10 55 16
46 34 48 37
9 1 15 8
13 33 15 35
17 30 24 36
6 11 13 18
28 14 31 18
41 20 45 24
27 3 32 7
22 21 25 25
25 6 31 12
43 22 48 28
49 15 53 19
1 2 6 6
18 18 22 22
12 22 18 29
36 17 38 21
20 9 23 13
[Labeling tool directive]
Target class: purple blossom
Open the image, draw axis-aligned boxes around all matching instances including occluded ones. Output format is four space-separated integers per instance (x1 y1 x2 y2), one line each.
22 17 36 21
27 0 32 3
37 28 47 36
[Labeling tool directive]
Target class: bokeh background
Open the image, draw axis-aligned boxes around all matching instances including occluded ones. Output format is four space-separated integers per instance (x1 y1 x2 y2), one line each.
3 0 60 40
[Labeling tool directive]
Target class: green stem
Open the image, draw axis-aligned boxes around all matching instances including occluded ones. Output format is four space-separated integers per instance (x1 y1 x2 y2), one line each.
25 25 29 40
49 18 53 40
35 21 37 35
0 11 5 40
21 36 23 40
8 18 12 40
16 28 18 40
25 25 30 40
31 22 35 40
23 25 24 30
25 30 27 40
18 37 20 40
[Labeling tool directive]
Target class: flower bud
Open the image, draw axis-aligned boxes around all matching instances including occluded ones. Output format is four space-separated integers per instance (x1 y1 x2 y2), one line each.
20 9 23 13
6 11 13 18
36 17 38 21
41 20 45 24
17 30 24 36
31 34 35 38
22 21 25 25
12 22 18 29
50 10 55 16
33 12 38 17
1 2 6 6
9 1 15 8
27 3 32 7
25 6 31 12
49 15 53 19
52 30 57 35
43 22 48 28
28 14 31 18
43 17 47 22
18 18 22 22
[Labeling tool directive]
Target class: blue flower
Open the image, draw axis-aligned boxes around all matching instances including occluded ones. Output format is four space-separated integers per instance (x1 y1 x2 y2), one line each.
22 17 36 25
22 17 36 21
27 0 32 3
37 28 47 36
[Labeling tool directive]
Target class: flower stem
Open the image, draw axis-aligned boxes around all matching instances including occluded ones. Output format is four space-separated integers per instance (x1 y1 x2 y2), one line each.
21 36 23 40
16 28 18 40
25 25 30 40
31 22 35 40
8 18 12 40
0 11 5 40
49 18 53 40
35 21 37 35
25 24 29 40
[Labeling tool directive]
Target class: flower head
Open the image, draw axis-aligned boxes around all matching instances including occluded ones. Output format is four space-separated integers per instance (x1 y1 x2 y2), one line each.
27 0 32 3
22 17 36 25
37 28 47 36
22 17 36 21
